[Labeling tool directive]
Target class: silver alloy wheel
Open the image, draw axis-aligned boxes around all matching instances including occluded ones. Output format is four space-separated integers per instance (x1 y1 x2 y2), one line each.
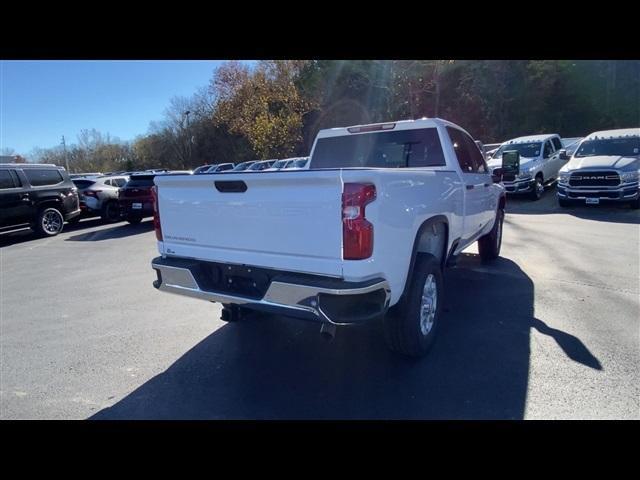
420 274 437 336
42 210 63 234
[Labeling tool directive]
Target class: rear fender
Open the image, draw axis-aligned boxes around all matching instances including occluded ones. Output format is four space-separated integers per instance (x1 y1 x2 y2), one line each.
398 215 449 303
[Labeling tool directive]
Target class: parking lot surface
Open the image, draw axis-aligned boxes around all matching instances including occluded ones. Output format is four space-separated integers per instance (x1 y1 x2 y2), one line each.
1 189 638 419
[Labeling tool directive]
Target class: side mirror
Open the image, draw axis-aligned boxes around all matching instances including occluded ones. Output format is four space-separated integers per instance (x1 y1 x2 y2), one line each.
502 150 520 176
492 167 503 183
559 149 568 161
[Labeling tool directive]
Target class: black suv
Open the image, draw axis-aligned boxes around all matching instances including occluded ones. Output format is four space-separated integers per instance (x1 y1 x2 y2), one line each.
0 163 81 237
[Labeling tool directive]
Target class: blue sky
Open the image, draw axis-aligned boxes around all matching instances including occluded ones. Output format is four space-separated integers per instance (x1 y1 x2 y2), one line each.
0 60 255 155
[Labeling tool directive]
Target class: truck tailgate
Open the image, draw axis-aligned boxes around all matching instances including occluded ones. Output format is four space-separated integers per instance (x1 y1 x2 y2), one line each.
154 171 344 277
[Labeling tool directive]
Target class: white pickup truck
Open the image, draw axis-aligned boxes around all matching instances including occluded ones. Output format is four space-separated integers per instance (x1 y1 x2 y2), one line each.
151 118 507 357
487 134 569 200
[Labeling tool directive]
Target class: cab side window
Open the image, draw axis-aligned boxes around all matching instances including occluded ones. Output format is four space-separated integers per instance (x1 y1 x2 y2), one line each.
446 127 474 173
551 137 562 151
543 141 553 159
446 127 488 174
463 133 488 173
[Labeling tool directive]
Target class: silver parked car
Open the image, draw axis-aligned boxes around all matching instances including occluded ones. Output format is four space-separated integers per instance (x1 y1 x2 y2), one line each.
265 158 299 171
228 161 258 172
71 175 129 223
195 163 235 174
247 160 277 171
284 157 310 170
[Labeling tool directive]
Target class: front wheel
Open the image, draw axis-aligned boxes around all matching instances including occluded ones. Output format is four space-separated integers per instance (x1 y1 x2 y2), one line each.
629 197 640 210
35 207 65 237
383 254 443 358
530 175 544 201
558 197 572 208
478 208 504 261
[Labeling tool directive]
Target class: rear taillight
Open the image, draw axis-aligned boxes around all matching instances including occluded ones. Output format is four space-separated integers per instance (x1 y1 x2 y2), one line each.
151 186 162 241
342 183 376 260
84 190 102 198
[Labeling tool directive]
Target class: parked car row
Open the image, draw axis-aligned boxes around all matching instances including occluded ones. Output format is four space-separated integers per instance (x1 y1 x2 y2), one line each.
193 157 310 175
485 129 639 208
0 166 195 238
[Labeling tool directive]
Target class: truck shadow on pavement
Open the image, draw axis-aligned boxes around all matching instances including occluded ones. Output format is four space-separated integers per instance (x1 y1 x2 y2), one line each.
506 187 640 225
91 254 601 420
65 220 153 242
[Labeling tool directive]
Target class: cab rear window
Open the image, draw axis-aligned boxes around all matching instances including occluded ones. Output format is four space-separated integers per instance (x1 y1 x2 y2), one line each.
311 128 446 169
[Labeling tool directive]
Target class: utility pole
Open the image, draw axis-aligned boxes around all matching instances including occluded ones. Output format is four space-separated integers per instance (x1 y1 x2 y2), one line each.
61 135 70 172
184 110 192 168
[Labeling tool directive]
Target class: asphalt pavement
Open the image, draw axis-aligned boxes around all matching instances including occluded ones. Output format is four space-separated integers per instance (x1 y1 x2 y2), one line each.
1 188 638 419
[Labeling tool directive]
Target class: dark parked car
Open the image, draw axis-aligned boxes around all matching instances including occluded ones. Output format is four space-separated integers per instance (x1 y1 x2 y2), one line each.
118 173 157 224
0 163 80 237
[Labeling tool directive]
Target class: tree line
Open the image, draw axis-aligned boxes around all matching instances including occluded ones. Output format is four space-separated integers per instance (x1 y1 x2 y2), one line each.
29 60 640 173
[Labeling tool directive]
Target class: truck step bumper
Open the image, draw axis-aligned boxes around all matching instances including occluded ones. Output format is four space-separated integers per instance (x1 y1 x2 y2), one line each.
151 256 391 326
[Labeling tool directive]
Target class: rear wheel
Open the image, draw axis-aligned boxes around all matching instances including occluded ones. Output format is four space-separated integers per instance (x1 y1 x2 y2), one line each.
383 254 443 358
478 208 504 261
35 207 64 237
101 201 120 223
530 174 544 201
629 197 640 210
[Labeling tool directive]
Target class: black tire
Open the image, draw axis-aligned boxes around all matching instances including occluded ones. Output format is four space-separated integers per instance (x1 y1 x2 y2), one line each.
101 201 120 223
478 208 504 261
530 174 544 201
383 254 443 358
67 216 81 225
126 216 142 225
629 197 640 210
558 197 572 208
34 207 65 237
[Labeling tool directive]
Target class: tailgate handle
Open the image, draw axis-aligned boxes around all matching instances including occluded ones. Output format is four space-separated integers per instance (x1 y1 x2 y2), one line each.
214 181 247 193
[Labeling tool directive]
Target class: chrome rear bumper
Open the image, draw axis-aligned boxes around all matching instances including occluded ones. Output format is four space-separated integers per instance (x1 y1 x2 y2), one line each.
151 257 391 325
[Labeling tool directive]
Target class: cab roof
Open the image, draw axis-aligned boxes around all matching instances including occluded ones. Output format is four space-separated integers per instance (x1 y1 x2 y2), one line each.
0 163 62 168
585 128 640 140
315 117 466 139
